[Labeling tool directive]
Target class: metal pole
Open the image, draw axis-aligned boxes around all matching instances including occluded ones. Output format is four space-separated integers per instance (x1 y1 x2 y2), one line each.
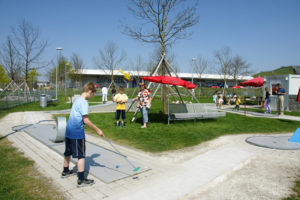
56 47 63 101
192 58 197 84
6 90 8 109
65 63 67 101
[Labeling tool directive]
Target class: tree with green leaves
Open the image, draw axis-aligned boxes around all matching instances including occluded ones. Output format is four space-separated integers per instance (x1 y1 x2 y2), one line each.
0 64 11 87
49 57 72 89
27 68 39 89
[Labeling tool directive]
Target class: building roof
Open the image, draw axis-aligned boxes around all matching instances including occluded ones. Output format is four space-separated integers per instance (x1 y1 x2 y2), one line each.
78 69 253 81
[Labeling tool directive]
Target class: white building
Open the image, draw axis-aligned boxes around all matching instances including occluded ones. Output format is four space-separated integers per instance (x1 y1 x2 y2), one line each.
75 69 253 88
263 74 300 111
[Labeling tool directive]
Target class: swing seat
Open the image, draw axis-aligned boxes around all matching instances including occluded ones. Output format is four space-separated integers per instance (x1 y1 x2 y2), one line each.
168 103 225 124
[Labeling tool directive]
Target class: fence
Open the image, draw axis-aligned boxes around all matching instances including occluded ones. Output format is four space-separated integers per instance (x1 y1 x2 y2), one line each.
0 90 55 110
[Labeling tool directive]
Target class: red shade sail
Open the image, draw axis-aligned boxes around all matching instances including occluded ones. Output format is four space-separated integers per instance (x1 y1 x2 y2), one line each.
141 76 196 89
232 85 242 88
240 77 263 87
297 87 300 102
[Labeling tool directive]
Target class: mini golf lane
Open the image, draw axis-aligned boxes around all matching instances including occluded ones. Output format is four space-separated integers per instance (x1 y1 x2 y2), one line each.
12 123 150 184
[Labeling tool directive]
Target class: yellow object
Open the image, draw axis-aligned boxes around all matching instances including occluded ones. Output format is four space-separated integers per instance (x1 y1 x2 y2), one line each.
236 98 241 105
114 93 128 110
119 69 132 81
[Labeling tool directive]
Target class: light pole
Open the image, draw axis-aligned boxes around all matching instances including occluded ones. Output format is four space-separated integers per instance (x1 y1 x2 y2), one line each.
191 58 197 84
56 47 63 101
65 62 71 101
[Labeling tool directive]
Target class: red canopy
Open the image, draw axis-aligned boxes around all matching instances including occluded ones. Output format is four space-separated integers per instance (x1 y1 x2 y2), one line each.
232 85 242 88
211 86 219 88
297 87 300 102
94 84 100 88
141 76 196 89
240 77 263 87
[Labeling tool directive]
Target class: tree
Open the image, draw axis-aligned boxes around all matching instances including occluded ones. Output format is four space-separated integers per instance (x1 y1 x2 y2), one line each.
231 55 251 86
27 67 39 89
69 53 84 88
0 36 22 82
214 47 232 94
0 64 11 87
50 57 71 89
12 19 47 88
124 0 199 55
130 55 145 84
193 56 208 97
94 41 126 87
123 0 199 113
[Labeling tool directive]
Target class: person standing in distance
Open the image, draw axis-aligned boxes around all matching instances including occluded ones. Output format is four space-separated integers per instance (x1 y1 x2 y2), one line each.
101 85 108 104
134 82 152 128
62 82 104 187
274 84 287 116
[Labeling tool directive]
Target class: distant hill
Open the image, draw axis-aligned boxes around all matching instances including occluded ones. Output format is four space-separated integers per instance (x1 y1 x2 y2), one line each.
253 66 297 77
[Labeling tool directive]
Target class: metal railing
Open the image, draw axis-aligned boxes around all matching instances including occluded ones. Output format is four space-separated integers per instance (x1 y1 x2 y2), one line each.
0 90 55 110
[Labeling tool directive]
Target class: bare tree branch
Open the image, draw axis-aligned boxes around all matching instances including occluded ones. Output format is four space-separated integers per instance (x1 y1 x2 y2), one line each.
0 35 22 82
214 46 232 94
123 0 199 54
12 19 47 87
231 55 252 86
94 41 127 83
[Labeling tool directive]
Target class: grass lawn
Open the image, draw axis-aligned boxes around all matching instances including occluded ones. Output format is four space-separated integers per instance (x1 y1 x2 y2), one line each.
283 175 300 200
1 93 300 199
0 95 73 119
66 99 299 153
0 138 65 200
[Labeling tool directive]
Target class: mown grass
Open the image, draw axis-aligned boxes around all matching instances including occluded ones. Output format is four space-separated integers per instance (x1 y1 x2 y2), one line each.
69 99 300 153
0 138 65 200
282 175 300 200
253 66 296 77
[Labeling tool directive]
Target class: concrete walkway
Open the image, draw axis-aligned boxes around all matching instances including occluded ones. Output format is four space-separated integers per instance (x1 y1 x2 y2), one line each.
221 105 300 121
1 110 300 199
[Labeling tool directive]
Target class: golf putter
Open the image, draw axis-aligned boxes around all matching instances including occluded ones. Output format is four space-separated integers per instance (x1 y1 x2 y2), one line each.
131 107 140 122
105 138 141 172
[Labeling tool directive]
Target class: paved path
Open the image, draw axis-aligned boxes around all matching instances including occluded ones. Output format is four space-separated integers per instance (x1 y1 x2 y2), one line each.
1 110 300 199
221 105 300 121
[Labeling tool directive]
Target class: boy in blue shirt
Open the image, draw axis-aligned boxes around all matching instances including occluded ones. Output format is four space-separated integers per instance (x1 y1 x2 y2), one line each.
62 82 104 187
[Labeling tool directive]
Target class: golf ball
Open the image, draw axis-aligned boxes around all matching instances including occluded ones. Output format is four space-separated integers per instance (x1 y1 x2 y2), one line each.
116 165 119 168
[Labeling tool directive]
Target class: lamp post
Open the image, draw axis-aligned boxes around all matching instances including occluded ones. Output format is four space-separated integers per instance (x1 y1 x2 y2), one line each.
191 58 197 84
65 62 71 101
56 47 63 101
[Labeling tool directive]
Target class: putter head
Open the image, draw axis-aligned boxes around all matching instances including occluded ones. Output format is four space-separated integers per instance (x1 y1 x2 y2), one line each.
133 166 141 172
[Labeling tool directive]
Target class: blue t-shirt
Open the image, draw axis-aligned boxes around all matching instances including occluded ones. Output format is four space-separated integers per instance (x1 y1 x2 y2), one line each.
277 87 286 95
65 97 88 139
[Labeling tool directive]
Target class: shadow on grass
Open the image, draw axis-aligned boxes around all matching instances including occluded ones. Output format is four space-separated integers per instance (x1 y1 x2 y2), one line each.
134 111 219 125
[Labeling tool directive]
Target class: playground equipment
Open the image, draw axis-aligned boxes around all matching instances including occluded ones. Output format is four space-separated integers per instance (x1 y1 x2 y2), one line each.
119 69 133 81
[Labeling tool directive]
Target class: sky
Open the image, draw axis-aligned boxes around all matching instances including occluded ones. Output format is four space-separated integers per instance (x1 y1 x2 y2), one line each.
0 0 299 81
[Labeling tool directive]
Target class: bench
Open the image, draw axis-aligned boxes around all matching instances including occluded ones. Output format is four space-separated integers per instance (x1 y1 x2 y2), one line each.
168 103 226 124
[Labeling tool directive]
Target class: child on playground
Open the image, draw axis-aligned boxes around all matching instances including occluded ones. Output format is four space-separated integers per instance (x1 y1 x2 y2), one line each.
212 91 218 104
62 82 104 187
217 94 223 109
113 86 128 127
233 96 241 111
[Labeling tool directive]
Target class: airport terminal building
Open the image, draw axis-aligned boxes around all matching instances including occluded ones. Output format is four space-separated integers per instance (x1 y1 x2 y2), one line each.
74 69 253 88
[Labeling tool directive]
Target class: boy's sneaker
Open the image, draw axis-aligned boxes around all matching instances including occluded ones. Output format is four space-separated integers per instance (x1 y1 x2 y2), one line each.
77 178 95 187
61 170 75 178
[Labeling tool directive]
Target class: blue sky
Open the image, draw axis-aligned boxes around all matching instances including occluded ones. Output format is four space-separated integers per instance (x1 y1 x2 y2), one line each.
0 0 299 80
